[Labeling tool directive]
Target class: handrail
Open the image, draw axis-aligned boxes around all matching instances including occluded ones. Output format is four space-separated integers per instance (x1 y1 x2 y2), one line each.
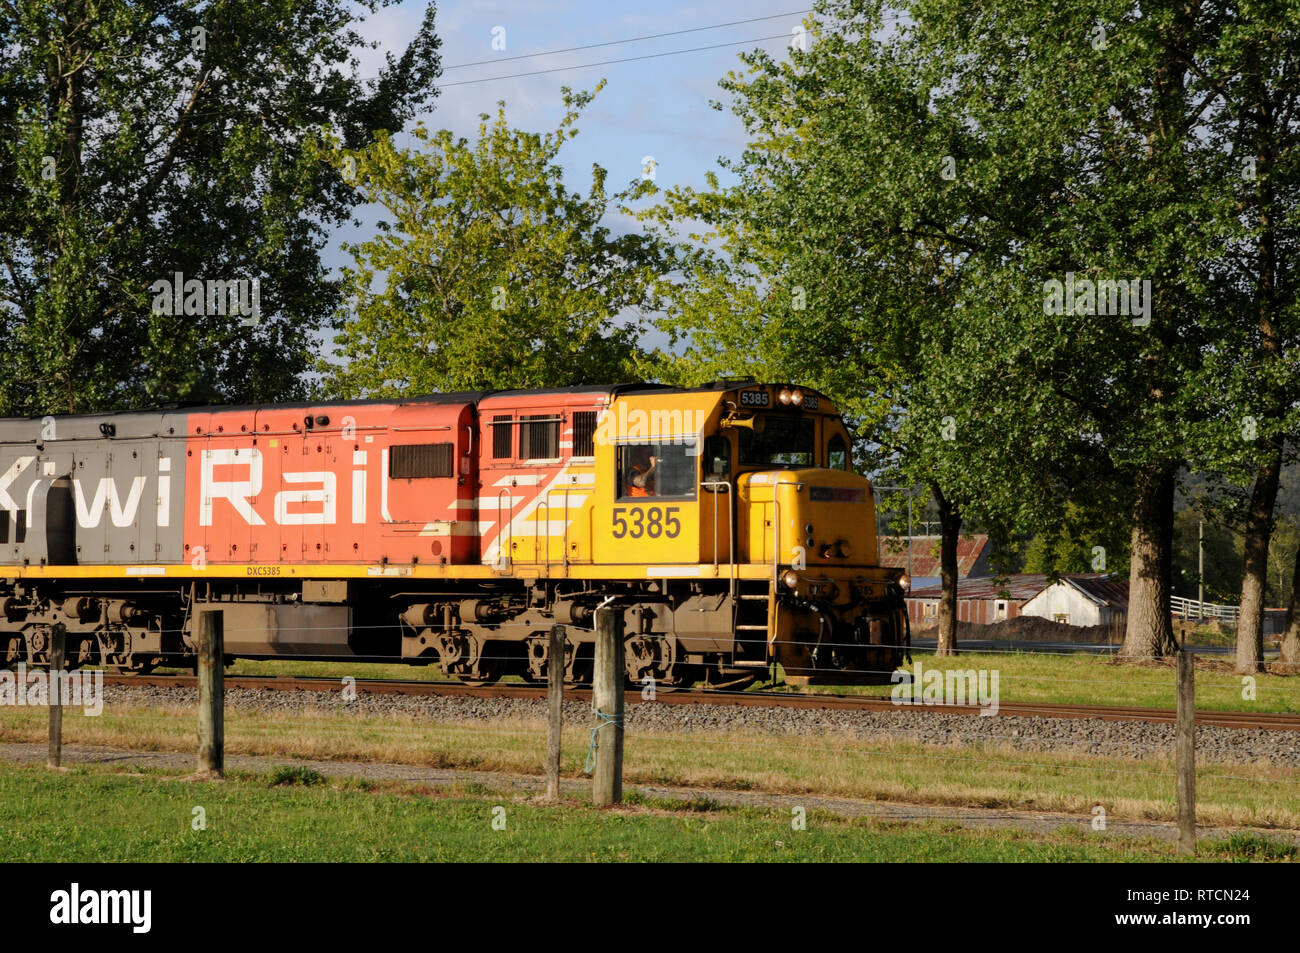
701 480 734 596
537 497 549 573
495 488 513 570
772 495 781 585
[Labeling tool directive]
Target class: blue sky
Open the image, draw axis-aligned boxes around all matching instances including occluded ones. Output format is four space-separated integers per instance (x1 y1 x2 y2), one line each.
330 1 812 271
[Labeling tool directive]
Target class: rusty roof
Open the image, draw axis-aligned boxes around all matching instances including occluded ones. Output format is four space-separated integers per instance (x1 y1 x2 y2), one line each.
878 534 990 578
908 574 1050 602
909 573 1130 607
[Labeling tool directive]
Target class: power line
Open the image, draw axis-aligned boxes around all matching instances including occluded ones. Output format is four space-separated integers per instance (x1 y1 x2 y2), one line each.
442 9 814 71
0 10 906 131
433 31 798 91
0 31 802 131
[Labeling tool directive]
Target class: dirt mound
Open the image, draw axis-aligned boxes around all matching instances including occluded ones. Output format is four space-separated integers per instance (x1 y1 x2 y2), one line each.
913 615 1118 644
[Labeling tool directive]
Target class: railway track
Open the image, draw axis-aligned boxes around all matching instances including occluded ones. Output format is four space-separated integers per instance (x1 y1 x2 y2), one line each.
101 672 1300 731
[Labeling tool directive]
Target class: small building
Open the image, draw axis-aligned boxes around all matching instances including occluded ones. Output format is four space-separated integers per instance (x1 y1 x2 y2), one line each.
906 574 1050 627
1020 575 1129 628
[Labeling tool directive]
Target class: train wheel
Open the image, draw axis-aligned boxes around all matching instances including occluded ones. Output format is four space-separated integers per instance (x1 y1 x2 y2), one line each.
703 665 760 691
456 667 502 687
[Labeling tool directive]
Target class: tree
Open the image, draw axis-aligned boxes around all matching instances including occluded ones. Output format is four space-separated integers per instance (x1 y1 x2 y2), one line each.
1022 501 1132 578
319 84 668 396
641 1 1096 656
913 0 1298 662
1282 559 1300 671
646 0 1295 667
0 0 443 412
1209 6 1300 673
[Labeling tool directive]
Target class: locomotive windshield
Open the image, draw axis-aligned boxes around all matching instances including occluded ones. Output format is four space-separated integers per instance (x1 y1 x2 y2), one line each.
738 416 816 467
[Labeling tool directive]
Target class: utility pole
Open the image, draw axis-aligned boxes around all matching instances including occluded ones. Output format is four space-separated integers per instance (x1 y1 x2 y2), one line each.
1197 520 1204 620
872 486 916 579
907 494 913 579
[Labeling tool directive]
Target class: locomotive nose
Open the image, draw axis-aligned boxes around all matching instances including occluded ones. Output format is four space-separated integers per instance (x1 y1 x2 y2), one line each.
743 467 907 685
793 470 879 569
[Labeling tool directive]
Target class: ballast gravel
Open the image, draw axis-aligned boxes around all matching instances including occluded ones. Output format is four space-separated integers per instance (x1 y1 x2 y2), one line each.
101 684 1300 767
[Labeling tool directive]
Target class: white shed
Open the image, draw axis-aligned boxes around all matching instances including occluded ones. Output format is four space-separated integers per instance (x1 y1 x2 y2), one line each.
1020 575 1129 628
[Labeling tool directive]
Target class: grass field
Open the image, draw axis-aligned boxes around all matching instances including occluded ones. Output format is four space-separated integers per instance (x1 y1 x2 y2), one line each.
777 651 1300 713
3 695 1298 831
199 648 1300 714
0 761 1292 862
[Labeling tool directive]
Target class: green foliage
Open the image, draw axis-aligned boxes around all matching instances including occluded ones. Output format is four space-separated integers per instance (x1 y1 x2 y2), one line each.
1021 503 1132 577
1172 506 1300 606
0 0 443 413
319 84 670 396
639 0 1113 556
642 1 1300 658
267 765 326 787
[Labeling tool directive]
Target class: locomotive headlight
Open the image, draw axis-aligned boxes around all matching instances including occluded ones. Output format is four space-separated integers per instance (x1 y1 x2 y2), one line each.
782 570 799 590
778 388 792 405
790 388 804 406
898 572 912 592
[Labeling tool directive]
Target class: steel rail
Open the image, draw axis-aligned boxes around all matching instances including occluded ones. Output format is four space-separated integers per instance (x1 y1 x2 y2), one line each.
97 673 1300 731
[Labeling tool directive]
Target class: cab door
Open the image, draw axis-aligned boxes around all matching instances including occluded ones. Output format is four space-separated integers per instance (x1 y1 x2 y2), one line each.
593 437 700 567
699 433 733 568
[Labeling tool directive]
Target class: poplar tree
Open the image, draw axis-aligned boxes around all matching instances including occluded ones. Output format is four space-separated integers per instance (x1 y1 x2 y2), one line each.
0 0 442 412
321 85 669 396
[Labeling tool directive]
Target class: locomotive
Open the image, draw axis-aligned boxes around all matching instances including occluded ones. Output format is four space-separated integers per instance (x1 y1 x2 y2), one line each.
0 381 909 686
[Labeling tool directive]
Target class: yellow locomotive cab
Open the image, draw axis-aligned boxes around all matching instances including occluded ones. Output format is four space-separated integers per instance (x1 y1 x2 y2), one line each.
590 382 909 685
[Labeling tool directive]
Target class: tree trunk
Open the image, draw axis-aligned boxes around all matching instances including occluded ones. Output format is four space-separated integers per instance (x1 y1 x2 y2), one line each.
1237 41 1284 674
1279 543 1300 673
1122 464 1178 658
1236 439 1282 674
933 485 961 658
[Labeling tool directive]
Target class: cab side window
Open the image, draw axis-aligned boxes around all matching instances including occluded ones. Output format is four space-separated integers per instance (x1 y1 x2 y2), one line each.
828 434 850 470
617 442 698 500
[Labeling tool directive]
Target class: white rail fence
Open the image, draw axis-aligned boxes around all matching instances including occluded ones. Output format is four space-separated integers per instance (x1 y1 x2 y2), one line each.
1170 594 1240 624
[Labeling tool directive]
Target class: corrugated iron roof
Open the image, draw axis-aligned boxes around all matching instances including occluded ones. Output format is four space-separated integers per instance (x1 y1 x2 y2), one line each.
908 574 1050 602
877 534 990 578
908 573 1130 606
1063 575 1130 608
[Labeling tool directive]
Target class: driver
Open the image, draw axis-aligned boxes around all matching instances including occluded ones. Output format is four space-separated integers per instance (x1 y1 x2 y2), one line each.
627 447 657 497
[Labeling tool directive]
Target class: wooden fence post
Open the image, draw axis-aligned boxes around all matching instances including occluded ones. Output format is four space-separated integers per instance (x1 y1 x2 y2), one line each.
591 606 625 806
197 610 224 778
546 625 564 800
1176 647 1196 856
47 623 65 769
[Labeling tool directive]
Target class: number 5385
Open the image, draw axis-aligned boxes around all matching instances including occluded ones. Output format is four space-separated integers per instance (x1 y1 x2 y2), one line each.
612 506 682 539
